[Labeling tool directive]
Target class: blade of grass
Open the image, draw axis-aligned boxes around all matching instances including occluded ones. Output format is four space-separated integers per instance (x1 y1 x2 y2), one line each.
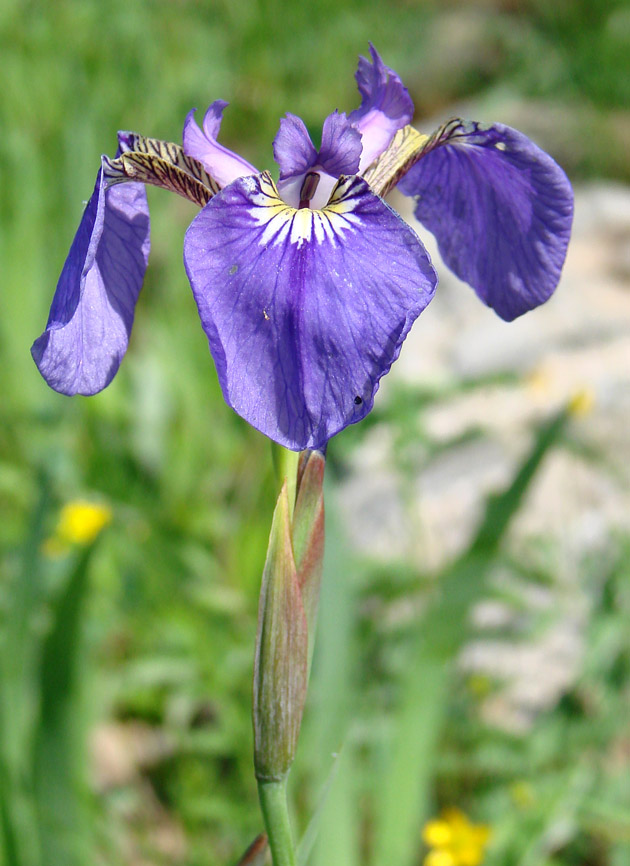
2 477 50 751
516 763 594 866
297 749 341 866
468 408 569 558
0 478 51 866
372 407 571 866
0 757 21 866
31 544 96 866
306 497 360 866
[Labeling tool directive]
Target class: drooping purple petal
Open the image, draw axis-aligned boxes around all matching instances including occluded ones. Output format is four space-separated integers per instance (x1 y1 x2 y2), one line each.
31 161 150 395
348 44 414 172
318 110 362 177
273 114 319 180
183 101 257 187
398 121 574 321
184 173 437 450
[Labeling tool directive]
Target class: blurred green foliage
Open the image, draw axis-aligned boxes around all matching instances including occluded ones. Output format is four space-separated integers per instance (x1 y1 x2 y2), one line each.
1 1 629 864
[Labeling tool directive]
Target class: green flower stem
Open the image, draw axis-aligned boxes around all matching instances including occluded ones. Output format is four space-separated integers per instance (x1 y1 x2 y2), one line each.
257 777 296 866
271 444 300 515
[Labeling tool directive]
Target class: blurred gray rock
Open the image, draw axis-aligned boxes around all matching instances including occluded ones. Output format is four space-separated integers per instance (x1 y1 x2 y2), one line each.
338 183 630 730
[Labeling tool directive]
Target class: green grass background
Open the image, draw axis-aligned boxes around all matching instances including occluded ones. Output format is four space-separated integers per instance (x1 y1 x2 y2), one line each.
1 1 629 864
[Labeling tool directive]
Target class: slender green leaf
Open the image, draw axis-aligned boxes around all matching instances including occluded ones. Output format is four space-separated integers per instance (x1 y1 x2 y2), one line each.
0 479 50 866
468 408 569 557
310 501 360 866
372 408 571 866
32 545 95 866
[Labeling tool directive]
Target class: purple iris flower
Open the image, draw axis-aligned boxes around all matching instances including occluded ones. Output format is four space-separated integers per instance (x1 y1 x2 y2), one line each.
32 45 573 451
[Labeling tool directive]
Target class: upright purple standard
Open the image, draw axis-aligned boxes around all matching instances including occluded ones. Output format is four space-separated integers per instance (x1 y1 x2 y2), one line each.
33 46 573 450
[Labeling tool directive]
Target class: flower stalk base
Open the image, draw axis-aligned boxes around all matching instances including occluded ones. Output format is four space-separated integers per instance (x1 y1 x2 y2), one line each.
257 777 296 866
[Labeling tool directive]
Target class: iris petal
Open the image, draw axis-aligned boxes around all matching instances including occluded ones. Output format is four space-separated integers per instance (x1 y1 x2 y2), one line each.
318 110 362 177
184 172 437 450
31 160 150 395
273 114 319 181
202 100 228 139
183 101 257 187
397 121 573 320
349 44 414 172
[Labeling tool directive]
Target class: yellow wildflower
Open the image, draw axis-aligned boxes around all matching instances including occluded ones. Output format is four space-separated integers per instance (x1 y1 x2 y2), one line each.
467 674 493 698
44 500 112 555
425 851 456 866
567 388 595 417
509 780 535 810
423 808 491 866
525 365 553 397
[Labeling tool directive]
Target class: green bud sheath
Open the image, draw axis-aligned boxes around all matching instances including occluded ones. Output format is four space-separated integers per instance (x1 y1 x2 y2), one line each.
293 450 325 669
253 482 309 781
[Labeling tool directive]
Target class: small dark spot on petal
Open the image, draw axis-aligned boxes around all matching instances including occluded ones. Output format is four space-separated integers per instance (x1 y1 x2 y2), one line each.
354 395 362 405
229 264 238 275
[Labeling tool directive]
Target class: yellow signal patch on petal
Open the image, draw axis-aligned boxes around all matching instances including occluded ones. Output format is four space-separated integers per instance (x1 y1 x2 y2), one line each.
248 172 362 249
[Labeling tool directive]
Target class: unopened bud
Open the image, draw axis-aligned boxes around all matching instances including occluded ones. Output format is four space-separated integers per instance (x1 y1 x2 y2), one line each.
568 387 595 417
293 450 325 667
253 483 308 780
252 450 326 781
